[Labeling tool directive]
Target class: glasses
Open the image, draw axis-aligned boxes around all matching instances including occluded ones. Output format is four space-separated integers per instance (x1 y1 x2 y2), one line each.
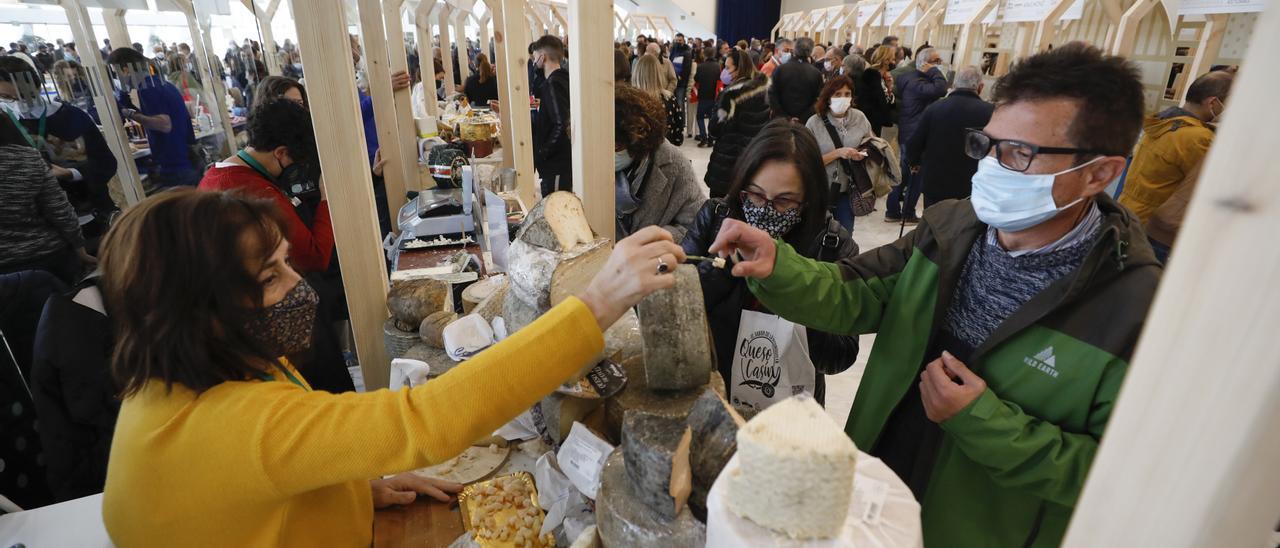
964 128 1107 172
741 189 803 212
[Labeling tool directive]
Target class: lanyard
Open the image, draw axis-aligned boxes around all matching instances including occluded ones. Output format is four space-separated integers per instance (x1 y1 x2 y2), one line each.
7 109 46 150
259 361 308 390
236 149 277 183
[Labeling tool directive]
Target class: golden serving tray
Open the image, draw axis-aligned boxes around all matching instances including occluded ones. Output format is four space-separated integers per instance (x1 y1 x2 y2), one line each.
457 472 552 547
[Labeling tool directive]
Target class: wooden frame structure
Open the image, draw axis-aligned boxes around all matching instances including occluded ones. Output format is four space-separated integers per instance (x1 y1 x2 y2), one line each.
629 12 678 40
1063 5 1277 544
568 0 615 240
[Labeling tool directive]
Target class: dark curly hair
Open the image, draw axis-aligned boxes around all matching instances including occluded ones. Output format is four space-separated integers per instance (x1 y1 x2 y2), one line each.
993 43 1144 157
246 98 318 169
614 84 667 158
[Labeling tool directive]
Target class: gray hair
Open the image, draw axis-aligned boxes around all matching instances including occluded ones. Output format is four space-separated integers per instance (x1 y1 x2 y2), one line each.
843 53 866 76
777 37 793 47
915 47 938 69
794 37 814 60
953 66 983 90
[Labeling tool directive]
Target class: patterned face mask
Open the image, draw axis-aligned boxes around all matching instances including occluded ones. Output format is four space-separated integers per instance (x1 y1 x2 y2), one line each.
742 200 803 238
245 279 319 357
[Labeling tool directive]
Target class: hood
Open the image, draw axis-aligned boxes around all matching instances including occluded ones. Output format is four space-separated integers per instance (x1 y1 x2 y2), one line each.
1143 106 1210 140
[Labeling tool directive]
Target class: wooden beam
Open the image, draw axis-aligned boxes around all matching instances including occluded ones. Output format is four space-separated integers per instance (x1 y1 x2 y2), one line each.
484 0 513 169
912 0 948 50
452 9 471 83
527 4 550 36
1063 5 1279 544
1032 0 1077 53
103 9 131 50
251 0 283 75
414 1 441 120
1179 14 1227 102
383 0 421 194
496 0 538 206
479 12 492 60
438 5 457 96
176 0 237 158
357 0 412 217
953 0 1000 70
1111 0 1160 56
60 0 146 207
567 0 615 241
290 0 392 390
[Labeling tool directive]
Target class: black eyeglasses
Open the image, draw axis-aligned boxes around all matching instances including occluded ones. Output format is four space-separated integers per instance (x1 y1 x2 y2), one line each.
964 128 1108 172
740 190 804 212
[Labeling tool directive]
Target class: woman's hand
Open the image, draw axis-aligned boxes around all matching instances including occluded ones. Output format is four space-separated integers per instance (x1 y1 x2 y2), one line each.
371 148 386 177
370 473 463 508
836 147 866 161
708 219 777 279
580 226 686 331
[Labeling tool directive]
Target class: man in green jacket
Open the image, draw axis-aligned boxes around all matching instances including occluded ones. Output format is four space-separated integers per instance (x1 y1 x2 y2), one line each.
708 44 1162 547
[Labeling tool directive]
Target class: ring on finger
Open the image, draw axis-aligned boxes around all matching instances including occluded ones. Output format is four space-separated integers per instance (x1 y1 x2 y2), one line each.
656 257 669 275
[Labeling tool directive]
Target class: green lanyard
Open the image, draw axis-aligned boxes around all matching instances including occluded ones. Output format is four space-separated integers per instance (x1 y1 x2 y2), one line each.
259 361 309 390
7 110 47 151
236 149 277 183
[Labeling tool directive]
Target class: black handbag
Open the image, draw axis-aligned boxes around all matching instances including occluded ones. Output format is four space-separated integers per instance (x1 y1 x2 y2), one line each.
820 115 876 216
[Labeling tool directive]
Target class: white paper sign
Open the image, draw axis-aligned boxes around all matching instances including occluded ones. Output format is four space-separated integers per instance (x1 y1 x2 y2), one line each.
858 1 885 26
556 422 614 500
1002 0 1085 22
944 0 999 25
884 0 921 25
1179 0 1265 14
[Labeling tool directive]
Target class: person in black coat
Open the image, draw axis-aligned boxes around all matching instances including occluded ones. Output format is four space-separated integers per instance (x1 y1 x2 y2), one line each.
767 37 824 121
705 51 770 198
31 275 119 502
683 120 859 409
462 53 499 107
855 67 894 136
692 46 721 146
906 67 995 208
530 36 572 195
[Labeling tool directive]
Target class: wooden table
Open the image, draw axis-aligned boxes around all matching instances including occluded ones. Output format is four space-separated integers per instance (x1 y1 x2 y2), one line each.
373 497 466 547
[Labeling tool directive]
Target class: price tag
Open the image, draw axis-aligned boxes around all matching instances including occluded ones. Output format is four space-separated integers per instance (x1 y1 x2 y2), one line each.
852 476 889 525
556 422 614 500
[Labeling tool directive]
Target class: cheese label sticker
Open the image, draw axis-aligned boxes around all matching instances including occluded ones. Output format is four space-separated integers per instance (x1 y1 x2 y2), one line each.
853 476 889 525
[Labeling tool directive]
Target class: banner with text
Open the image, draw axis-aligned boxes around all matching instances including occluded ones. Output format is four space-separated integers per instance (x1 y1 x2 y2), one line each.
944 0 999 24
1179 0 1266 14
884 0 922 26
1002 0 1086 22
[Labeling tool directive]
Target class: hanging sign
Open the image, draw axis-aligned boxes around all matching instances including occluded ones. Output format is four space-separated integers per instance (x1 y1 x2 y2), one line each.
885 0 921 26
943 0 999 25
1179 0 1266 14
1002 0 1086 22
858 1 886 26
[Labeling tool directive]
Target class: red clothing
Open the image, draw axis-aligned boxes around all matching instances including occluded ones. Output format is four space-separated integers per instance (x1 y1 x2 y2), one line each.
198 165 335 273
761 59 779 76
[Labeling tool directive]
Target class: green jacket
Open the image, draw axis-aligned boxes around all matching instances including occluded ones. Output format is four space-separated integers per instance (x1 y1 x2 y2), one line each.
748 196 1161 547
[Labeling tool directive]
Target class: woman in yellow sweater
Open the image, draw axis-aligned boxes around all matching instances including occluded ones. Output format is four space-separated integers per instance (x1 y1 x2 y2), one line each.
97 189 686 546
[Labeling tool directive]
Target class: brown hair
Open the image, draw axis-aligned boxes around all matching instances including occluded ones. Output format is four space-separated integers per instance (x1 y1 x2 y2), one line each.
475 53 495 84
100 189 291 397
870 45 898 72
815 75 856 116
726 49 755 82
255 75 308 109
614 84 667 158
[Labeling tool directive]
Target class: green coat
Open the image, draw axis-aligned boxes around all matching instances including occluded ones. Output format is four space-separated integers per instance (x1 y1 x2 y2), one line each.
748 196 1161 547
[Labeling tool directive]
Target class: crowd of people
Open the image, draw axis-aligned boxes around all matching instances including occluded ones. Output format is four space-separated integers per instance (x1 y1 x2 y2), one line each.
0 17 1244 548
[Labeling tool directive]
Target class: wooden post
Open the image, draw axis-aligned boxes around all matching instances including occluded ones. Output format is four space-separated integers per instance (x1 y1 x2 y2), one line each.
414 2 441 120
548 4 568 37
1111 0 1160 56
60 0 145 207
1063 5 1279 545
527 4 550 37
1099 0 1125 50
567 0 615 241
1180 14 1228 101
177 0 237 158
452 9 471 83
496 0 538 206
103 9 131 51
260 0 285 75
290 0 392 390
357 0 411 216
953 0 1000 71
484 0 513 171
1032 0 1077 53
479 12 492 60
438 5 457 96
913 0 948 51
383 0 421 193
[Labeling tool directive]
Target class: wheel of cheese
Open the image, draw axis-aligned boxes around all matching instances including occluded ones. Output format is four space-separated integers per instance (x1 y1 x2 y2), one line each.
596 449 706 548
687 389 741 520
620 411 686 520
602 349 725 443
635 265 714 390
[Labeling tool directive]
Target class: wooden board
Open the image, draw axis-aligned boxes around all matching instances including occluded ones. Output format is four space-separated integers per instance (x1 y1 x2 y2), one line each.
357 0 410 220
568 0 617 241
413 444 511 485
373 497 466 547
495 0 539 207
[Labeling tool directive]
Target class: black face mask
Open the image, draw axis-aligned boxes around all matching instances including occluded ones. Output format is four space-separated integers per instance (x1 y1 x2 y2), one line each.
244 279 319 357
277 159 321 199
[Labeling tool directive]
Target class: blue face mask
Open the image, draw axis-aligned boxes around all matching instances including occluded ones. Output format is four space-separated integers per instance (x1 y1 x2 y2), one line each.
779 52 792 64
720 68 732 86
970 156 1101 232
614 149 632 172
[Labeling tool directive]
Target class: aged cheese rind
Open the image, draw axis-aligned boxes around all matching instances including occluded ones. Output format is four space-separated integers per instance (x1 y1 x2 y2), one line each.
596 449 706 548
515 191 595 252
504 238 610 333
621 411 685 519
726 396 857 539
386 278 452 331
603 350 725 442
688 389 740 519
635 265 714 390
418 310 458 348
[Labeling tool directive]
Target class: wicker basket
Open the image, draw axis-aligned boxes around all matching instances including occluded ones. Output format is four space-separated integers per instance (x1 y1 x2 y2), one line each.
383 318 420 361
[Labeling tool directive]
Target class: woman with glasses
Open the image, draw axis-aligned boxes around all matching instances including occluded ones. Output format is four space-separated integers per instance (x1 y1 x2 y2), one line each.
681 119 859 413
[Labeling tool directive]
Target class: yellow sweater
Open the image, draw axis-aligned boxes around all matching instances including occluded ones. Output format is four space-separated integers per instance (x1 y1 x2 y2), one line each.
102 298 603 547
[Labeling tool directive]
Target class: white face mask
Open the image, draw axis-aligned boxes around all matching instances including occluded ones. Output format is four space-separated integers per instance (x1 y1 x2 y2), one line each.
970 156 1102 232
829 97 852 116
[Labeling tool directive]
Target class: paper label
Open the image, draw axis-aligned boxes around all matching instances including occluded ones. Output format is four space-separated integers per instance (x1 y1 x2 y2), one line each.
729 310 816 413
853 476 890 525
585 359 628 399
556 422 614 500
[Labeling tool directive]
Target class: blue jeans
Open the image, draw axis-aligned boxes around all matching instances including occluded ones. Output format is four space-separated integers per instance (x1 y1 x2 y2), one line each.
831 191 854 232
696 101 716 140
886 151 921 219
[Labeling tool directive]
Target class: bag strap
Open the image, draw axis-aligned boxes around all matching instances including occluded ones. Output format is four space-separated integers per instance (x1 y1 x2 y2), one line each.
820 115 857 184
